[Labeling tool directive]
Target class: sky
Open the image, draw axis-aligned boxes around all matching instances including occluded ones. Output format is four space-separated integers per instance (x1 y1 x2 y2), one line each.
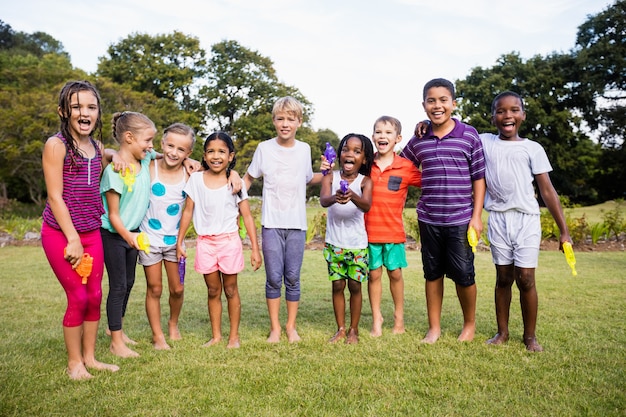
2 0 613 139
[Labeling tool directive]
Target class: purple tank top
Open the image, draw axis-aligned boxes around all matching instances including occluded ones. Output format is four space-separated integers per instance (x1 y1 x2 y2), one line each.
42 134 105 233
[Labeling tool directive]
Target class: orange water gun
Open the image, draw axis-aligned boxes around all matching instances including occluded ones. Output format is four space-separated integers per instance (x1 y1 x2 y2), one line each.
64 249 93 284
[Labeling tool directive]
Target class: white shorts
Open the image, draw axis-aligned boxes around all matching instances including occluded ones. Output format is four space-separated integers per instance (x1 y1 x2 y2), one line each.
487 211 541 268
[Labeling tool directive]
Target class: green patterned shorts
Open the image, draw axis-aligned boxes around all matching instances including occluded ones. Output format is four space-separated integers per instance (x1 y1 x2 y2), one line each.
323 243 369 282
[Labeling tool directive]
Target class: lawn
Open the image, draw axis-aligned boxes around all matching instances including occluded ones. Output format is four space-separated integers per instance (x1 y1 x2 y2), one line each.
0 245 624 416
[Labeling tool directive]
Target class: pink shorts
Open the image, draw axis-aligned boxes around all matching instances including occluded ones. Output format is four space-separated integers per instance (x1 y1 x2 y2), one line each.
195 232 244 275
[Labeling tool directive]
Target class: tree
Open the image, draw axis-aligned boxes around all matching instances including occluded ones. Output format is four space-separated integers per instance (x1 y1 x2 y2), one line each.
456 52 602 204
199 40 313 140
97 31 207 111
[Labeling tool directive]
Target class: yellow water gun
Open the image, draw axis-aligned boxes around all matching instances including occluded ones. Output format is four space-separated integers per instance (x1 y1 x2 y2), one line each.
467 226 478 253
562 242 577 276
119 165 136 192
137 232 150 254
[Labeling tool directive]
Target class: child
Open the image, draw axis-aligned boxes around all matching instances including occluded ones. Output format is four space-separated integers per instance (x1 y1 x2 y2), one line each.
101 111 157 358
41 80 120 380
177 132 262 348
243 96 327 343
400 78 486 344
482 91 571 352
320 134 374 344
366 116 422 337
138 123 195 350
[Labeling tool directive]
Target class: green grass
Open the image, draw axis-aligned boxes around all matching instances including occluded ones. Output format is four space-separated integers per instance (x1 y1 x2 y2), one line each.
0 246 625 416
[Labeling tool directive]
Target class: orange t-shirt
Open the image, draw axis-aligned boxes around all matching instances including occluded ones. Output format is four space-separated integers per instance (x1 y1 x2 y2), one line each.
365 154 421 243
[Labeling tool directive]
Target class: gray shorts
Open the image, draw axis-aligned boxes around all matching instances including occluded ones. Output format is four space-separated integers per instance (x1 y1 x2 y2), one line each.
137 243 178 266
488 211 541 268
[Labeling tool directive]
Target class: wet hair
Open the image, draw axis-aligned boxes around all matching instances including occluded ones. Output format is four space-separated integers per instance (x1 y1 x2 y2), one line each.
337 133 375 176
201 131 237 179
57 80 103 167
272 96 303 121
491 91 525 114
111 111 156 144
373 116 402 135
162 122 196 150
423 78 455 101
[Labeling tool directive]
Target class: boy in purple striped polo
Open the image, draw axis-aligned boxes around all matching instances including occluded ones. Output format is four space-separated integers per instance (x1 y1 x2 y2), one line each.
400 78 486 344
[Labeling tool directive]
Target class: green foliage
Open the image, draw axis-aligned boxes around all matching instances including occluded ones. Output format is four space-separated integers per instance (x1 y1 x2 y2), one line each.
306 210 327 243
601 199 626 239
403 212 420 242
0 215 41 240
566 214 590 244
589 222 608 244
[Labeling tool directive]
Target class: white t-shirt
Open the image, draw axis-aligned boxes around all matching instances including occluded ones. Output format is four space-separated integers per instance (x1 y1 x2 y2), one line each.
480 133 552 215
246 138 313 230
325 171 367 249
183 172 247 236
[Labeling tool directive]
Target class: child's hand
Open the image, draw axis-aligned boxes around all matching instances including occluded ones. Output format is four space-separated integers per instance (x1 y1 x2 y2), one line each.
320 156 334 175
229 171 243 194
250 250 262 271
414 120 430 138
176 244 187 261
64 240 84 269
335 188 352 204
111 153 130 174
183 158 202 174
127 232 141 250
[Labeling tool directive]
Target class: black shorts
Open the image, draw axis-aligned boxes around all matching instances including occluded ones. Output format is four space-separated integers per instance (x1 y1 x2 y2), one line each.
418 222 475 287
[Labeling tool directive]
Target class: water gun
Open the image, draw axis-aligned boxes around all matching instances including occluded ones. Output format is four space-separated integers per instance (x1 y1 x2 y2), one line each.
137 232 150 254
119 165 136 192
467 226 478 253
562 242 577 276
178 257 186 285
64 249 93 284
340 179 349 194
323 142 336 175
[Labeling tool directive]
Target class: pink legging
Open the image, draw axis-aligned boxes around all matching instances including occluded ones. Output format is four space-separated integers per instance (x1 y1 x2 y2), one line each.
41 223 104 327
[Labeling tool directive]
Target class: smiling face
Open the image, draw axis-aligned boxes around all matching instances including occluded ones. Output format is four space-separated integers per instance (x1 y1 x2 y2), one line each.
63 90 99 139
127 126 156 160
422 86 456 128
272 111 302 144
340 136 366 177
203 138 234 174
492 95 526 140
161 132 193 168
372 121 401 156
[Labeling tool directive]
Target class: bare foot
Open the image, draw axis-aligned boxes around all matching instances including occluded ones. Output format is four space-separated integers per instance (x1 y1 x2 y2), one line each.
109 342 140 358
421 329 441 344
152 335 171 350
227 338 241 349
122 331 137 345
84 360 120 373
168 321 181 341
345 328 359 344
266 329 281 343
370 317 383 337
392 320 405 335
486 332 509 345
67 363 93 380
328 327 346 343
202 337 222 347
524 337 544 352
286 328 301 343
458 324 475 342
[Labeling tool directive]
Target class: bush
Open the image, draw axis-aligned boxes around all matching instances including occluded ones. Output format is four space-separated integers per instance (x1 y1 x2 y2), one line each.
601 199 625 240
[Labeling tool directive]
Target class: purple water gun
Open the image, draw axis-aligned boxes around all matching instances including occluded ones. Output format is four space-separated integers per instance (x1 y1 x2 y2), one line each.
340 179 349 194
323 142 336 175
178 257 186 284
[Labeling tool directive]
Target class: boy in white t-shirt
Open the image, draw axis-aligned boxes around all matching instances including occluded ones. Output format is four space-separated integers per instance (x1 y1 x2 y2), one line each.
243 96 326 343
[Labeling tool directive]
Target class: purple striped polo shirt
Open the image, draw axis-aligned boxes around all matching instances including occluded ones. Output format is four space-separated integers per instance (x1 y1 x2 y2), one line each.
42 134 105 233
400 118 485 226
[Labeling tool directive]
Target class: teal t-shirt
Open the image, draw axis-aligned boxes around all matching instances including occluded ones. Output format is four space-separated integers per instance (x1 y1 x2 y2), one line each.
100 154 153 233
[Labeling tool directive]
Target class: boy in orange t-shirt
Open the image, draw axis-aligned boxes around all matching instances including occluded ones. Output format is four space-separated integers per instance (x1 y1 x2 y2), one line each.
365 116 421 336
